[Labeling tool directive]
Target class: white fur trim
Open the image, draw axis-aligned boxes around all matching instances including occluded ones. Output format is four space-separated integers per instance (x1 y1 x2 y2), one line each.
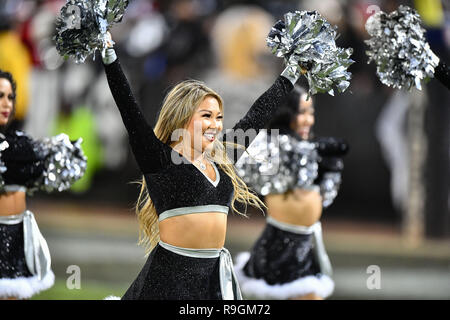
104 295 121 300
234 252 334 299
0 270 55 299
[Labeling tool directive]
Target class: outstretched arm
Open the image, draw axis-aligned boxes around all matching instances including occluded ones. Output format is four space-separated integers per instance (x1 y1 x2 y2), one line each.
231 74 294 134
102 48 171 173
223 69 297 162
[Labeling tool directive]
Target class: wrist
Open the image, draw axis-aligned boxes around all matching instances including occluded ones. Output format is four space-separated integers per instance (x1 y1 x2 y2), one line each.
281 65 302 85
102 48 117 65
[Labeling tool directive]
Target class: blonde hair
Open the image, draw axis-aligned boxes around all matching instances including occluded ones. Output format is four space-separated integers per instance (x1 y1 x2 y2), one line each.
211 5 274 78
136 80 265 254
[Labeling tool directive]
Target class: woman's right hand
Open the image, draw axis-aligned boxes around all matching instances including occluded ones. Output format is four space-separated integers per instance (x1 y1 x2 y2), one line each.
102 31 117 65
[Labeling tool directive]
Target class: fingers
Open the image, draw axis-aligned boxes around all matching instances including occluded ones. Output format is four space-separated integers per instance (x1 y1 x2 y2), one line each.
105 31 114 48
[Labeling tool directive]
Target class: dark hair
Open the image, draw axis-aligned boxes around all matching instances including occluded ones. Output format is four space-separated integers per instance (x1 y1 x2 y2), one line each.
0 69 16 101
266 85 309 135
0 69 17 131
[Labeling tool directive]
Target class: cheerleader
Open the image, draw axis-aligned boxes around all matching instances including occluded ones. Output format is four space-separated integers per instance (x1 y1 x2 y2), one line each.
0 69 86 299
97 29 306 300
234 85 348 300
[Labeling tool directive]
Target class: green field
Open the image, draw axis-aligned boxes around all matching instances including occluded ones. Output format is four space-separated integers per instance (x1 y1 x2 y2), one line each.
31 280 127 300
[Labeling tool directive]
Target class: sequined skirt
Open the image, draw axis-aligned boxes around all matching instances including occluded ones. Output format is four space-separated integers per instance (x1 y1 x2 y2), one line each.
234 217 334 299
121 242 241 300
0 212 54 299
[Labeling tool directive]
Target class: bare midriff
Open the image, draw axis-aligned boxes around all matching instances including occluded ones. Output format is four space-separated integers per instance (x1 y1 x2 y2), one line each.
265 189 323 227
0 192 27 216
159 211 227 249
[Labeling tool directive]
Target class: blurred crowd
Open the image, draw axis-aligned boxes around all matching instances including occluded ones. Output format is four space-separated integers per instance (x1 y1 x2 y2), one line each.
0 0 448 237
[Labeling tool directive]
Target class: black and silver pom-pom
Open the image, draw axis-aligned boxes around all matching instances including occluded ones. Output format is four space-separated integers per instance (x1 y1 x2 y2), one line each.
267 10 354 96
0 139 9 193
365 5 440 90
29 134 87 194
54 0 129 63
319 172 341 208
236 131 318 196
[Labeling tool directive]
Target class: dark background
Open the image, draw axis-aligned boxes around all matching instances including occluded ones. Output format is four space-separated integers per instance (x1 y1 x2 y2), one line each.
1 0 448 238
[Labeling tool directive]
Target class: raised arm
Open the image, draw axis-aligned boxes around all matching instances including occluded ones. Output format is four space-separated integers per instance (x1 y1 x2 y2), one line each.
232 75 293 133
102 48 171 173
223 70 295 163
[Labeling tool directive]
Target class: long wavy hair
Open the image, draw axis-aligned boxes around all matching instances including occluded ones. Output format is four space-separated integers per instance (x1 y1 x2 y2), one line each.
136 79 265 254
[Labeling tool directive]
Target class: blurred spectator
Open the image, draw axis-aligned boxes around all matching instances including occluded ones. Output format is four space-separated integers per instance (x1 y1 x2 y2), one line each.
21 0 64 138
0 0 32 129
200 4 277 129
123 0 167 59
301 0 344 27
162 0 215 83
0 0 444 237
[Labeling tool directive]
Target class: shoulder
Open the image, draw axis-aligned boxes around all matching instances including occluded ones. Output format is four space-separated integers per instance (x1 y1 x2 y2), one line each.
5 130 33 142
0 131 7 149
1 130 35 153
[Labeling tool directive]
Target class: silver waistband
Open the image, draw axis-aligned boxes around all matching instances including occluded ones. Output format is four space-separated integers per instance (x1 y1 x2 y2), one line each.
266 216 333 277
0 210 51 280
158 205 229 222
303 184 321 193
158 240 242 300
266 215 315 234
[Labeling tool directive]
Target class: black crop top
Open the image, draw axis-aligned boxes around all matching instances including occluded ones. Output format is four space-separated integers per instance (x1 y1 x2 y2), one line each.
0 130 86 195
0 130 44 192
103 59 293 219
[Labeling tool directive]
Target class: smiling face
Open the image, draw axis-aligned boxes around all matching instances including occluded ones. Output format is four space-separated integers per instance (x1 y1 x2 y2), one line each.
0 78 14 126
185 95 223 154
294 93 314 140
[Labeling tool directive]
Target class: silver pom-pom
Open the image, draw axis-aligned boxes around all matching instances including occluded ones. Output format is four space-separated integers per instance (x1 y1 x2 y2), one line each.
267 10 354 96
319 172 341 208
365 5 440 90
54 0 129 63
0 139 9 193
29 134 87 194
236 131 318 196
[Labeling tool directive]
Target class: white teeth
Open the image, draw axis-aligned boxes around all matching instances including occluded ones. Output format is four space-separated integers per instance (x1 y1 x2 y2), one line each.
204 133 215 141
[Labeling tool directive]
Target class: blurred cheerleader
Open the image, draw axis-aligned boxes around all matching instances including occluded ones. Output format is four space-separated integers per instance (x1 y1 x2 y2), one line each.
234 86 348 300
0 69 86 299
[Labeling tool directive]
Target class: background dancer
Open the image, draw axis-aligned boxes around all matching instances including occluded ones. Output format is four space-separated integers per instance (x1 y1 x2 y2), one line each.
234 86 348 300
0 69 86 299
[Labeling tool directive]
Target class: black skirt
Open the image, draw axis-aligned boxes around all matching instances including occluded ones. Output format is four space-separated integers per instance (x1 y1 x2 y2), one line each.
122 243 223 300
0 222 32 279
234 222 334 299
0 220 54 299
